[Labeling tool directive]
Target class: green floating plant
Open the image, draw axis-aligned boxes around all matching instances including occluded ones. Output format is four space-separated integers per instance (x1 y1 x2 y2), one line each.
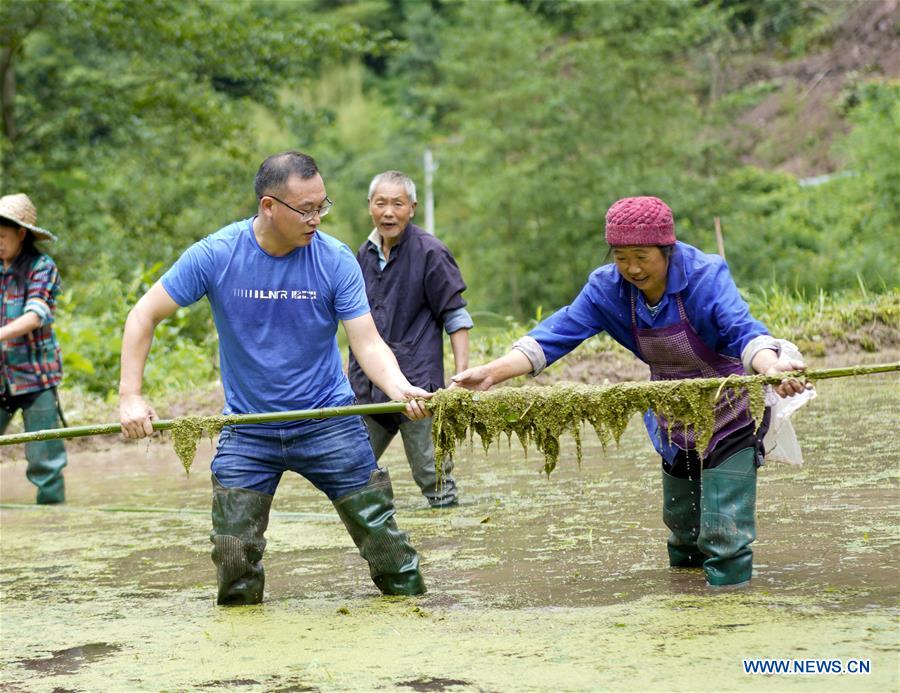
430 378 771 474
170 416 228 474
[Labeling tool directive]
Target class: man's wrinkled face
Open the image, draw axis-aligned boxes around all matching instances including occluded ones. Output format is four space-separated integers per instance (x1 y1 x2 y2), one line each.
0 225 26 265
369 182 416 242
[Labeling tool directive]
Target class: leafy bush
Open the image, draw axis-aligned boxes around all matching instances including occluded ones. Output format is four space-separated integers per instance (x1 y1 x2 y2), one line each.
688 82 899 295
55 262 217 400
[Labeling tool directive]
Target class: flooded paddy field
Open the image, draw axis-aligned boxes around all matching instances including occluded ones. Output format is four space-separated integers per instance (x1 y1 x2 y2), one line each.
1 374 898 691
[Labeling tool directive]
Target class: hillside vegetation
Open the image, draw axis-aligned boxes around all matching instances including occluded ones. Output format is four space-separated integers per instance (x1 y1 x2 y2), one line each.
0 0 897 403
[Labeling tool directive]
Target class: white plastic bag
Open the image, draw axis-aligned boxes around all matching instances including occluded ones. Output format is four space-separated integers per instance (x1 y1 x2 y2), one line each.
763 340 816 466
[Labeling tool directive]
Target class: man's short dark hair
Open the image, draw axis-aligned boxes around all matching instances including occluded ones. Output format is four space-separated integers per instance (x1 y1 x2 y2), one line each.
254 151 320 199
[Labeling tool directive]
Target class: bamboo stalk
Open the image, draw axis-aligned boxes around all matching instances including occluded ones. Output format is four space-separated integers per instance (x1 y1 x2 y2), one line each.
0 362 896 447
0 400 409 446
0 502 339 519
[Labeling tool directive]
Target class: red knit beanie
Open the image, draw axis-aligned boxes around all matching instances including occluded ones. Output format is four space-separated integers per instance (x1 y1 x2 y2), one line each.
605 196 676 246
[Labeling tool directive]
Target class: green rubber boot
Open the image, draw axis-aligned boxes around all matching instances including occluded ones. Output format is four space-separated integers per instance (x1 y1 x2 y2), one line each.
698 448 758 588
333 469 426 596
662 470 704 568
210 476 273 606
21 390 68 505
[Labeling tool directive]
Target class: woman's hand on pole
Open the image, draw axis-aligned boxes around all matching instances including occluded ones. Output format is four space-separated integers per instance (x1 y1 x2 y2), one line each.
450 365 495 391
753 349 809 397
451 350 534 391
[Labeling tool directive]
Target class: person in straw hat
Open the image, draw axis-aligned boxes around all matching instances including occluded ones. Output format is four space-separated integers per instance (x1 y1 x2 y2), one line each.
0 193 67 504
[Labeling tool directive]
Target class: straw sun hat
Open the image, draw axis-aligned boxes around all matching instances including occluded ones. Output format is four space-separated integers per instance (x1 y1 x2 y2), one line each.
0 193 57 242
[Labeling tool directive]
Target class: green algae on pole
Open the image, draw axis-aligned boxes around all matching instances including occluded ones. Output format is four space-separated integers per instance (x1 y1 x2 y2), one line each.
430 380 758 474
163 402 416 473
430 364 900 473
0 402 410 473
168 404 411 474
170 415 228 474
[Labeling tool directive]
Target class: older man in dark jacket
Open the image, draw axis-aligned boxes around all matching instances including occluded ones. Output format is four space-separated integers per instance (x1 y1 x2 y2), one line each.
349 171 472 508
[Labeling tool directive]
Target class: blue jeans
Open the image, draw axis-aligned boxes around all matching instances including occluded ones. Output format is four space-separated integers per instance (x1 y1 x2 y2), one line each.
211 414 377 500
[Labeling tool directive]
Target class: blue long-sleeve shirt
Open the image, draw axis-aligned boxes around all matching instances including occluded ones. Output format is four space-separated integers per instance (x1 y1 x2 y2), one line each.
525 242 771 461
528 242 768 367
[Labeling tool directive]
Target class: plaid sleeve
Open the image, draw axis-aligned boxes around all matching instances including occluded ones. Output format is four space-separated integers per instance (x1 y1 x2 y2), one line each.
24 257 60 325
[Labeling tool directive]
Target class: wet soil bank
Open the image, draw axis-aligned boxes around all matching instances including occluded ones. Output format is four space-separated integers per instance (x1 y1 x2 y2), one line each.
1 374 897 691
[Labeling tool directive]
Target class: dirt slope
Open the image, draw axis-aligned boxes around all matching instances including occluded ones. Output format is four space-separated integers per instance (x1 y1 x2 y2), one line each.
730 0 898 177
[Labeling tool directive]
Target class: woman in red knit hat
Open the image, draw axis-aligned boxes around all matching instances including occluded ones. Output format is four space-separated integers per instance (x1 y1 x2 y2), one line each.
453 196 807 588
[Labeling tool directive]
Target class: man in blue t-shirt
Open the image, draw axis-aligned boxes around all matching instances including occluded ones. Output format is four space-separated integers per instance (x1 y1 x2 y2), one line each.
119 151 430 605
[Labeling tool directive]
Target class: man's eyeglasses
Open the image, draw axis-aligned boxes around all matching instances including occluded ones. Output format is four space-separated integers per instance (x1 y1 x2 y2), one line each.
264 194 333 222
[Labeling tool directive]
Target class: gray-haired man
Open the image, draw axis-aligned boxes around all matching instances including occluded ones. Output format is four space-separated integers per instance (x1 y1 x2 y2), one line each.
348 171 472 508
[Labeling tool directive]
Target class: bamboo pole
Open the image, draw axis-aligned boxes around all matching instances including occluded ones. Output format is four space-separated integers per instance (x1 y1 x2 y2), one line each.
0 502 338 519
0 400 409 446
0 363 896 447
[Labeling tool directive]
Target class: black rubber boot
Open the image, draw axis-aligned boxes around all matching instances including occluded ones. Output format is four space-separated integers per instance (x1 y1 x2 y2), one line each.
662 470 704 568
698 448 758 588
210 476 273 606
333 469 426 596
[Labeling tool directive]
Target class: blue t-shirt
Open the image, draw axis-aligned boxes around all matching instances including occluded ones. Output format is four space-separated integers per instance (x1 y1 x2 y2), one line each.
161 218 370 417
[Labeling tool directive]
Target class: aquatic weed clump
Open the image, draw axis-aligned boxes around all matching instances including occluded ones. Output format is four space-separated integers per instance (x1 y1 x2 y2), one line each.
430 378 769 473
431 385 587 474
170 415 228 474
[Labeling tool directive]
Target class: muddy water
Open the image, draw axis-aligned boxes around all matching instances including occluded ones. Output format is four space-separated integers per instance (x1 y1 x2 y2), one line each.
1 376 897 691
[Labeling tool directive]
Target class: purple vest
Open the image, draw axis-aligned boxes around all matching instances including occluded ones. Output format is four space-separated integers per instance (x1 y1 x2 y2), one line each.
631 290 751 455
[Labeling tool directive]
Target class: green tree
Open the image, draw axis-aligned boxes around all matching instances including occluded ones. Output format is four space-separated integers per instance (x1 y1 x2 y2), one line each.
419 0 726 317
0 0 377 396
0 0 375 279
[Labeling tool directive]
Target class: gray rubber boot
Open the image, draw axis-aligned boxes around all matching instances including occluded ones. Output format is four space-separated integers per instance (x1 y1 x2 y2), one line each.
698 448 758 588
210 476 273 606
399 417 457 508
365 415 456 508
363 414 395 460
333 468 426 596
662 469 704 568
21 390 67 505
